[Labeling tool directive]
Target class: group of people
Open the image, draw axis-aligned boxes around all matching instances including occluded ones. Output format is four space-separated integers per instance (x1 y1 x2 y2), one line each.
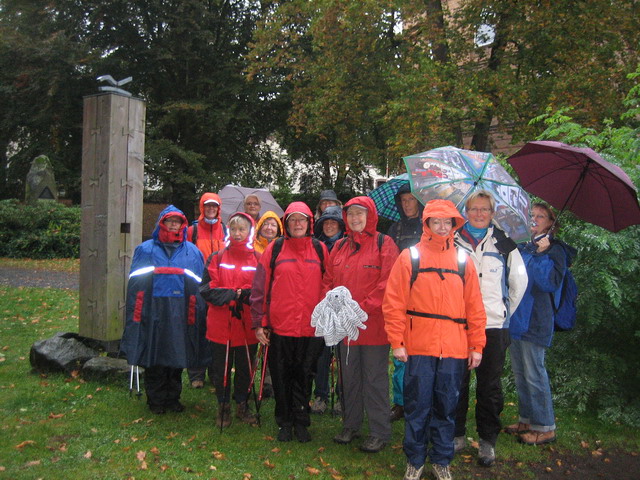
120 185 573 480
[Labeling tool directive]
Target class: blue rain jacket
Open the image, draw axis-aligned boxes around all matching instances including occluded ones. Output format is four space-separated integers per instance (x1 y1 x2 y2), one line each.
120 205 211 368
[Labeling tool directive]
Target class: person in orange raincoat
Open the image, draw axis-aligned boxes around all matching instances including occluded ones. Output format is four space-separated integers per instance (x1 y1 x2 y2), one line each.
383 199 486 480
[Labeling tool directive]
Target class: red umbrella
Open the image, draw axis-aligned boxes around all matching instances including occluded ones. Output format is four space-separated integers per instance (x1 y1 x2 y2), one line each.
507 141 640 232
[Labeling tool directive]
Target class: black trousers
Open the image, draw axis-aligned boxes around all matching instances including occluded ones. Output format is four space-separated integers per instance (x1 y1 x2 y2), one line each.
144 365 183 408
268 333 325 428
454 328 511 445
210 342 257 404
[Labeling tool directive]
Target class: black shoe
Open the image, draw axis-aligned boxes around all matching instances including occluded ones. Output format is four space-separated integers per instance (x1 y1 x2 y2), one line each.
390 404 404 422
149 405 166 415
167 402 185 413
277 426 292 442
359 435 386 453
294 424 311 443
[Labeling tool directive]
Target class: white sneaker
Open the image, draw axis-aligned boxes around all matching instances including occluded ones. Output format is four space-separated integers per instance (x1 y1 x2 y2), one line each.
453 436 466 453
431 463 452 480
403 462 424 480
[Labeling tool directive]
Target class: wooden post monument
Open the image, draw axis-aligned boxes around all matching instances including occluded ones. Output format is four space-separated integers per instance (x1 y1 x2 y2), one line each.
79 77 145 347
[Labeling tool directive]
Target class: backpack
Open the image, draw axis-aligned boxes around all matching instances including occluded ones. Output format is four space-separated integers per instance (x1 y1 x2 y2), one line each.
406 245 469 328
552 244 578 331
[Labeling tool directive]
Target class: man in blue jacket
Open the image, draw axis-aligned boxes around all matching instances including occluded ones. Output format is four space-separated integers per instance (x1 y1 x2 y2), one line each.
120 205 210 414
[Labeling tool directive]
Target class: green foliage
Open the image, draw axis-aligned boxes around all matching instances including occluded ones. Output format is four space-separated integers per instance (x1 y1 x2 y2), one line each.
531 68 640 426
0 200 80 259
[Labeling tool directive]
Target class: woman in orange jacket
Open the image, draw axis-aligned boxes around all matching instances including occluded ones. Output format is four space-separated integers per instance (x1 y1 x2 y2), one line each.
383 199 486 480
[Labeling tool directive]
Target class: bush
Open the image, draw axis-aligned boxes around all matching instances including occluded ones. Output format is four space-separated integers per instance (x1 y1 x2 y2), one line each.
0 199 80 258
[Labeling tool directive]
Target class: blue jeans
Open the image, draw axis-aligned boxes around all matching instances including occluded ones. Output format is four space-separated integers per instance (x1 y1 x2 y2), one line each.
510 339 556 432
403 355 466 468
392 357 405 406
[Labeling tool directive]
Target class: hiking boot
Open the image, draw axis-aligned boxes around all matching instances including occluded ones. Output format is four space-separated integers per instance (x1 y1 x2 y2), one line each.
333 427 360 444
519 430 556 445
403 462 424 480
453 436 466 453
333 399 343 416
167 402 185 413
294 424 311 443
431 463 452 480
191 380 204 389
504 422 530 435
477 439 495 467
236 402 258 425
310 396 327 414
390 404 404 422
359 435 386 453
277 426 292 442
215 403 231 428
149 404 166 415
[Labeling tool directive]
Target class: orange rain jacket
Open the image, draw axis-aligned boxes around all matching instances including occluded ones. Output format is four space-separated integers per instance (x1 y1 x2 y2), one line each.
253 210 284 254
187 192 227 261
383 199 486 359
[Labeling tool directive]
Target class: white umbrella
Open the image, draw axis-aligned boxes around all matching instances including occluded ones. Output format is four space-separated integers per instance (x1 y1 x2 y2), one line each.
218 185 284 223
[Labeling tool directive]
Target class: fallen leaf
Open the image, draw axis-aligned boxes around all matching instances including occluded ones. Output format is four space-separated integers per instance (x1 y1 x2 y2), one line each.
545 467 553 472
581 440 590 449
264 435 275 441
183 467 194 472
15 440 36 449
271 447 281 453
305 466 320 475
48 413 64 419
91 428 98 433
25 460 41 467
140 461 148 470
592 449 604 457
470 440 479 449
59 443 67 452
150 447 160 455
242 474 252 479
114 439 121 444
264 459 276 469
161 464 170 471
131 418 144 424
136 451 146 461
166 432 178 439
212 451 225 460
131 436 139 442
604 458 611 463
70 370 80 378
209 465 217 470
84 450 92 459
319 456 330 467
317 446 325 453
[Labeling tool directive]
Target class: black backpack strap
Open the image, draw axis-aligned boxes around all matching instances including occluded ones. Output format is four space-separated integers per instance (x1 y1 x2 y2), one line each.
406 310 467 327
311 237 326 274
409 246 466 289
192 221 198 243
377 232 384 251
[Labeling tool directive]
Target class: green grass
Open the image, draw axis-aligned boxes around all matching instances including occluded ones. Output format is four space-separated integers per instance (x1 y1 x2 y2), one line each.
1 279 638 479
0 257 79 272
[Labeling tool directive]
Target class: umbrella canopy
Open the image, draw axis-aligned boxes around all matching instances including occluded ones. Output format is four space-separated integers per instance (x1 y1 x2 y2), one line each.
368 173 412 221
404 146 531 243
218 185 284 223
507 141 640 232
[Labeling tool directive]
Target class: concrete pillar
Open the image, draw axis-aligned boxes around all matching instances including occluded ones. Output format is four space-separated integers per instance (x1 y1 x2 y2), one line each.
79 93 145 344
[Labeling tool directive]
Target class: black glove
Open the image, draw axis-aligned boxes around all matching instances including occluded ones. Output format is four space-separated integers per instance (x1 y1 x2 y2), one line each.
230 301 243 319
239 288 252 305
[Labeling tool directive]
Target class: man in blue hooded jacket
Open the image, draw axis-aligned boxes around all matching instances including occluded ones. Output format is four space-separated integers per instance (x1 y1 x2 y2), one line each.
120 205 210 414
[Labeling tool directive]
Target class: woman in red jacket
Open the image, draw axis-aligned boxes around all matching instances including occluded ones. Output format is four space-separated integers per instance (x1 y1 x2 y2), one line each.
323 196 399 453
251 202 328 443
200 212 259 428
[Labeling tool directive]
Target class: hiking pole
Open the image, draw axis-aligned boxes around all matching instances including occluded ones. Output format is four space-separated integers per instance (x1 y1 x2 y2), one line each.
220 338 231 434
129 365 134 397
335 344 345 420
129 365 142 399
329 346 336 414
246 343 262 427
256 342 270 420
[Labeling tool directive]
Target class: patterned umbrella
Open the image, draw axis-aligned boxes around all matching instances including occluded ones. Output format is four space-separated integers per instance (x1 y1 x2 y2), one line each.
368 173 411 222
404 146 531 243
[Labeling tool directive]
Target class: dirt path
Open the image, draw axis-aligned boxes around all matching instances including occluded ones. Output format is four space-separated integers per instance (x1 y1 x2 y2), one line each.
0 266 79 289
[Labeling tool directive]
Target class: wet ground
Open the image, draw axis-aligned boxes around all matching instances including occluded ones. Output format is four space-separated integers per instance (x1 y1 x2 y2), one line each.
0 266 79 289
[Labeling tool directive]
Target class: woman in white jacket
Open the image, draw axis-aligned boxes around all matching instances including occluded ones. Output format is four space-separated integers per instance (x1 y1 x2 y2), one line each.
453 191 528 467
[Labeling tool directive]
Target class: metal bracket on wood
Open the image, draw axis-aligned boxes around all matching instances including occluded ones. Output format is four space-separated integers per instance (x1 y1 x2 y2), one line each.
119 250 131 259
89 178 99 187
86 299 98 310
87 249 98 257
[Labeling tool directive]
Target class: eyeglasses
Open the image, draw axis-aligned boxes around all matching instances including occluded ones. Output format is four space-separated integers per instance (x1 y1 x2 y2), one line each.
164 218 183 225
467 207 492 214
245 202 260 207
287 217 308 224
